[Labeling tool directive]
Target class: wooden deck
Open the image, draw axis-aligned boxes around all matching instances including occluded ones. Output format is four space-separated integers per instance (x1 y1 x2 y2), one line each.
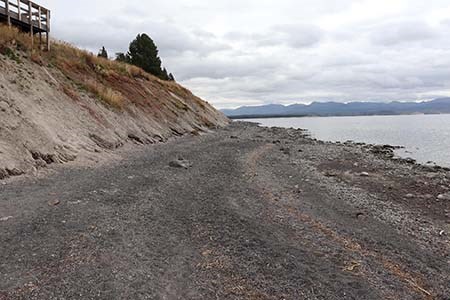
0 0 50 50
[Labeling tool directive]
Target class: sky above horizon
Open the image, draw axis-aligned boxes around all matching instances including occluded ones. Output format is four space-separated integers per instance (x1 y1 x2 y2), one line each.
39 0 450 109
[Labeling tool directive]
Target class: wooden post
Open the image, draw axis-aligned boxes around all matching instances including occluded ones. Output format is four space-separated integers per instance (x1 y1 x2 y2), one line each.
28 1 33 49
46 9 50 51
38 7 41 28
17 0 21 21
38 6 42 50
6 0 11 26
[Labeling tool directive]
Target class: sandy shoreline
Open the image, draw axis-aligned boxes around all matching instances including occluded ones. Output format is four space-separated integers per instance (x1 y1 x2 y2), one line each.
0 121 449 299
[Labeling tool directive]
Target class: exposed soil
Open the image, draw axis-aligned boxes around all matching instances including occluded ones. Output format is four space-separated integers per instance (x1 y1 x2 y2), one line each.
0 122 449 299
0 48 228 180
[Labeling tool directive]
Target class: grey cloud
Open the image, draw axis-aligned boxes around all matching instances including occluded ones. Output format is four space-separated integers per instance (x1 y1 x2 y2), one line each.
41 0 450 108
224 23 323 48
54 16 229 59
270 24 324 48
369 20 438 46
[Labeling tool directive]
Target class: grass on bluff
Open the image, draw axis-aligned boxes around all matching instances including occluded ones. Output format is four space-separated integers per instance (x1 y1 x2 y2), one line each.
0 24 194 111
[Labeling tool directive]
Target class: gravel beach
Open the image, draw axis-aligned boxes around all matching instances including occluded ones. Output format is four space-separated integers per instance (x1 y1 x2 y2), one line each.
0 121 449 299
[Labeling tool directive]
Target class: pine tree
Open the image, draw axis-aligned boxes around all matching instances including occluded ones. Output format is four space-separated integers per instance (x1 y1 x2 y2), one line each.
97 46 108 59
168 73 175 81
127 34 172 80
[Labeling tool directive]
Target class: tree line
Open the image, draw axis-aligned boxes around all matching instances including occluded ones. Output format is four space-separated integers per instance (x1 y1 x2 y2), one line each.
97 34 175 82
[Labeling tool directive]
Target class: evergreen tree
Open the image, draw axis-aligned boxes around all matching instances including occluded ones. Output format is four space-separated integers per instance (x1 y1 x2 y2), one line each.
127 34 171 80
162 67 170 80
97 46 108 59
168 73 175 82
115 52 129 63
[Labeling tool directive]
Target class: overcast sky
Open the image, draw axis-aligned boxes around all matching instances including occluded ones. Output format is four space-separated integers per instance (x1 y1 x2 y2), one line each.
40 0 450 108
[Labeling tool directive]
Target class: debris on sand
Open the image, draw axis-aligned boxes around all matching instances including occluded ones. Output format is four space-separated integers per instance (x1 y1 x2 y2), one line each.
343 261 361 272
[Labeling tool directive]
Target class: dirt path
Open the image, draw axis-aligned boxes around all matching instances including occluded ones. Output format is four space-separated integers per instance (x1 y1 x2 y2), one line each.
0 122 449 299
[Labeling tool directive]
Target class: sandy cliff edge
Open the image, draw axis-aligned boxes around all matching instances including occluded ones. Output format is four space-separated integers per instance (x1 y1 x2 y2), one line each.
0 40 228 179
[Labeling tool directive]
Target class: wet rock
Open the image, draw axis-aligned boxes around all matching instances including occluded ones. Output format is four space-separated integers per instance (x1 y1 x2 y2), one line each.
169 158 192 169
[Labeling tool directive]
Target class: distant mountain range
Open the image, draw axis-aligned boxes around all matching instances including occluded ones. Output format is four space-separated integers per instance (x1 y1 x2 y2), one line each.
222 98 450 118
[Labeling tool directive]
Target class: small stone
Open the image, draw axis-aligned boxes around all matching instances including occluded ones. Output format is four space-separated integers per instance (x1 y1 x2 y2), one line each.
325 171 338 177
0 216 13 222
356 212 365 219
48 199 60 206
405 194 415 199
169 159 192 169
360 172 370 177
437 193 450 201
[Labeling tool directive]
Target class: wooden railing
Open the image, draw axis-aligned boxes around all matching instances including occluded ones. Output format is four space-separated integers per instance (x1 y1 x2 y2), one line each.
0 0 50 49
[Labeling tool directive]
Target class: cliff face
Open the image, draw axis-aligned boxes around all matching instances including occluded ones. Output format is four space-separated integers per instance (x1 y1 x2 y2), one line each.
0 29 228 179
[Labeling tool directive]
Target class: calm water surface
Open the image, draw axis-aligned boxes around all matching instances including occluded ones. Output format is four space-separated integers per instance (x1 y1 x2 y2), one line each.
243 114 450 167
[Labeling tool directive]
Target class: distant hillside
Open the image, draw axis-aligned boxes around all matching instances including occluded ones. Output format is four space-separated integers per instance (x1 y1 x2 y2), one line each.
222 99 450 118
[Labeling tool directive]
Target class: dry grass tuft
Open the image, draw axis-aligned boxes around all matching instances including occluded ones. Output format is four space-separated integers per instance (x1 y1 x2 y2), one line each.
84 79 125 109
0 25 33 51
61 84 81 102
0 25 210 116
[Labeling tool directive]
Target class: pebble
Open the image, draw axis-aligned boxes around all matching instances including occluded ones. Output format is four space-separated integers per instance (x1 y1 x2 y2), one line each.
437 193 450 201
48 199 60 206
169 158 192 169
0 216 13 222
360 172 370 177
405 194 415 199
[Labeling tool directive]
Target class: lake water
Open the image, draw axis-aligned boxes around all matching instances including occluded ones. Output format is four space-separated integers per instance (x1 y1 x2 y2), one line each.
242 114 450 167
